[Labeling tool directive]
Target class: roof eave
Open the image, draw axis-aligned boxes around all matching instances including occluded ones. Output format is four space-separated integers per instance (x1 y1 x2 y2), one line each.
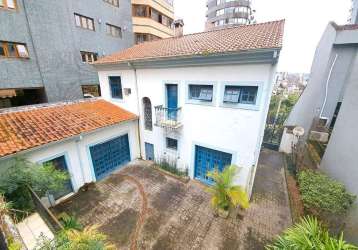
92 47 282 70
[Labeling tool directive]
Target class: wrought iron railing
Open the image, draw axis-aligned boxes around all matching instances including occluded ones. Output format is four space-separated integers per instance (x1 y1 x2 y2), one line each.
154 105 182 129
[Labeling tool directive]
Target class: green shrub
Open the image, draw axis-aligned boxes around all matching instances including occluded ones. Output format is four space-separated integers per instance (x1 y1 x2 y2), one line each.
60 215 83 231
298 170 356 214
266 216 358 250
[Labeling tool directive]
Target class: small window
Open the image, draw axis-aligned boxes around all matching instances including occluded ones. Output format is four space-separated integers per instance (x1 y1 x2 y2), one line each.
74 13 95 31
223 86 258 105
104 0 119 7
106 23 122 38
0 0 16 10
189 85 213 102
109 76 123 99
166 137 178 150
80 51 98 63
82 84 101 97
0 41 29 58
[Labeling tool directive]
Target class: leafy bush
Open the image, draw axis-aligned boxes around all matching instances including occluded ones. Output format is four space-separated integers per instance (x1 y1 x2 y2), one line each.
0 158 69 215
60 214 83 231
35 225 115 250
298 170 356 214
207 165 249 211
155 157 188 177
266 216 357 250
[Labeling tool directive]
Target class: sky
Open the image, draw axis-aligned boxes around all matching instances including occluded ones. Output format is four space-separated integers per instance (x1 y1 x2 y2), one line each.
174 0 352 73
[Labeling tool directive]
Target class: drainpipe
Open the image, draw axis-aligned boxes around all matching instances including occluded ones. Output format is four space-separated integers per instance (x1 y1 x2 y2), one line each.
128 62 143 159
75 134 86 186
320 54 338 118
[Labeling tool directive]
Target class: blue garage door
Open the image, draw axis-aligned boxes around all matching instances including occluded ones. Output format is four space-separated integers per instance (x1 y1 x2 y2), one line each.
90 134 130 180
194 145 232 185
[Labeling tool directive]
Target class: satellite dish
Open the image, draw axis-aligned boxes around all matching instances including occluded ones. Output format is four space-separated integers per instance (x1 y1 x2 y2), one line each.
293 126 305 137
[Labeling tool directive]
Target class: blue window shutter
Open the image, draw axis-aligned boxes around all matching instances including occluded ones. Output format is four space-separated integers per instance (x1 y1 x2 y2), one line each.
109 76 123 99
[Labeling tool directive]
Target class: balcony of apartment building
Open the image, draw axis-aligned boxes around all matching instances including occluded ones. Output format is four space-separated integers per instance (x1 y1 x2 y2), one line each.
154 105 183 130
132 2 174 42
0 88 47 109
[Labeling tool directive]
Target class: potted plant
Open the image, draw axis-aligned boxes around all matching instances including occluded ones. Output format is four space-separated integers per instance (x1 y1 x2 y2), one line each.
207 165 249 218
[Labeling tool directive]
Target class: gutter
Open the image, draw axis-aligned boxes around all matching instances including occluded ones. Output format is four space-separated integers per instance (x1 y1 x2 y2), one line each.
128 62 143 159
92 48 282 68
0 118 138 162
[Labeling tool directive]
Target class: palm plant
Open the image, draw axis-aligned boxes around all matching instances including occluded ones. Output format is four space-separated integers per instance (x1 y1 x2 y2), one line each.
206 165 249 214
266 216 358 250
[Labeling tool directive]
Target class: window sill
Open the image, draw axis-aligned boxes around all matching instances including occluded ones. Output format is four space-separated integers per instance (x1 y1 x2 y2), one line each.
186 99 215 107
75 26 95 32
0 56 30 60
219 102 260 111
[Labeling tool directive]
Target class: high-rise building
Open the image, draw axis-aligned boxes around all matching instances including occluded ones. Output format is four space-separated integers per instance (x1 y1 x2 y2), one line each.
349 0 358 24
131 0 175 44
205 0 253 31
0 0 133 108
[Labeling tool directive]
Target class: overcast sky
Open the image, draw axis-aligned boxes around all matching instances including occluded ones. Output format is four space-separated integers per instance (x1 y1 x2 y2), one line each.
174 0 352 73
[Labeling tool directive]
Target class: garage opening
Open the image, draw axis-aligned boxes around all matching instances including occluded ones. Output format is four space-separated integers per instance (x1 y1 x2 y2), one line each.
90 134 131 180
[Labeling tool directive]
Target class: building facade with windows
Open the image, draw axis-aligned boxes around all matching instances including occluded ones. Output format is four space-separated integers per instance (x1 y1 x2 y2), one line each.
94 20 284 195
0 0 133 108
131 0 175 44
206 0 253 31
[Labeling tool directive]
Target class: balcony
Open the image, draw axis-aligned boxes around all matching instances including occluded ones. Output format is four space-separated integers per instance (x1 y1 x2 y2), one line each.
154 105 183 130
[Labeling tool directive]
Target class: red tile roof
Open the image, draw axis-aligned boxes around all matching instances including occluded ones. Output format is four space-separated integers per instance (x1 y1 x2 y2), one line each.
95 20 285 65
0 100 137 157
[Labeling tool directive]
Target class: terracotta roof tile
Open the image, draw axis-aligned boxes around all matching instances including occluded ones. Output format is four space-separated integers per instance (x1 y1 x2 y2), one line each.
95 20 285 65
0 99 137 157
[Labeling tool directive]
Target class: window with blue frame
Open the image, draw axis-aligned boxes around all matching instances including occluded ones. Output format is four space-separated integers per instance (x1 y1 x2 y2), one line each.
109 76 123 99
166 137 178 150
223 85 258 104
189 85 213 102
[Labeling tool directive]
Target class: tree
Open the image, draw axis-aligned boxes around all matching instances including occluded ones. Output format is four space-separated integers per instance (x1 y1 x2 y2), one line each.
206 165 249 214
0 158 69 215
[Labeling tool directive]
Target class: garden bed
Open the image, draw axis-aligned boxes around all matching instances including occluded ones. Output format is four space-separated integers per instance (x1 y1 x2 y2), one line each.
151 165 190 183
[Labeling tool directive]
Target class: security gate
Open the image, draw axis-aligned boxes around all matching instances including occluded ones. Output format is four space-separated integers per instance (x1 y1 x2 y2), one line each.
194 145 232 185
90 134 130 180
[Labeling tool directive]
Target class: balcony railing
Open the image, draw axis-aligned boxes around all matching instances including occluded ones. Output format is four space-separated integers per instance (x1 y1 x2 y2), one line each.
154 105 182 130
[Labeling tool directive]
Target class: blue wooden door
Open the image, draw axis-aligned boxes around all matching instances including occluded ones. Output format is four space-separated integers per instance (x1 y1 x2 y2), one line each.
166 84 178 120
194 146 232 185
90 134 131 180
145 142 154 161
44 155 73 200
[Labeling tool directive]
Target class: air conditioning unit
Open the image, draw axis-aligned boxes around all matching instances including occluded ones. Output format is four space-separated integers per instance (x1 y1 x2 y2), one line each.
309 131 329 143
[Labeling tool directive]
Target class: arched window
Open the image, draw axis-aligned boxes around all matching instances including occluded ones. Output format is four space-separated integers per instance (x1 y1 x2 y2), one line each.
143 97 152 131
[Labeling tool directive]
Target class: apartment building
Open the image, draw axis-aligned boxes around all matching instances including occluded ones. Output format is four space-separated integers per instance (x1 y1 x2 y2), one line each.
0 0 133 108
131 0 175 44
206 0 253 31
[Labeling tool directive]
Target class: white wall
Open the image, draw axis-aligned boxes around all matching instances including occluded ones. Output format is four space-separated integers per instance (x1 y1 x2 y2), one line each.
98 63 275 192
24 120 140 193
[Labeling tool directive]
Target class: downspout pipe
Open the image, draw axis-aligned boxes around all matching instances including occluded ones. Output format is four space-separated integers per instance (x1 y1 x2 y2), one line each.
320 54 338 118
128 62 143 159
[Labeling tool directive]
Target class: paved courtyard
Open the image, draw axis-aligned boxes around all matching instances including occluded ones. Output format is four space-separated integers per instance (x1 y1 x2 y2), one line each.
52 149 291 250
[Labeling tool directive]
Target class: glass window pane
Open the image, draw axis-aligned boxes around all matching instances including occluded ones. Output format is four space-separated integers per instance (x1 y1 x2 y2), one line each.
16 44 28 57
7 43 17 57
0 43 5 56
75 14 81 26
88 19 94 30
7 0 15 9
81 52 86 62
81 16 88 28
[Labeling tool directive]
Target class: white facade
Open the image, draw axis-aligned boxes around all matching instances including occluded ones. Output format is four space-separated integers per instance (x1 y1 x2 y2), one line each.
4 120 140 202
98 63 276 194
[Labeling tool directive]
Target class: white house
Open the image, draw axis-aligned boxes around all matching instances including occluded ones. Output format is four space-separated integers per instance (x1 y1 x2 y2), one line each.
94 20 285 194
0 99 140 204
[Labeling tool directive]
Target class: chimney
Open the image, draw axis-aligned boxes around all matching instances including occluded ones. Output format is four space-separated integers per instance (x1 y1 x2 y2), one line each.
173 19 184 37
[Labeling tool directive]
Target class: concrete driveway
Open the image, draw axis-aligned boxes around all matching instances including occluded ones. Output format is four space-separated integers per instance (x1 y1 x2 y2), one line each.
52 150 291 250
